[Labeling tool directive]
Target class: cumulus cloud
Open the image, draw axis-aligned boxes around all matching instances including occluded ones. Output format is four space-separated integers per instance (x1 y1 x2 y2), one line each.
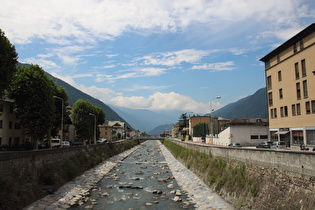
2 0 309 45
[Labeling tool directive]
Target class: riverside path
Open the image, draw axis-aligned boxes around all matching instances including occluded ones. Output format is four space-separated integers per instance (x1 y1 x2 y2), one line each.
25 140 233 210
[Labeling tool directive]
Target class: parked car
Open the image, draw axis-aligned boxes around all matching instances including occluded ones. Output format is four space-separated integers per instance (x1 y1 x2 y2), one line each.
61 141 70 147
38 138 61 148
71 141 83 146
271 141 286 149
228 143 241 147
97 139 108 144
256 141 273 148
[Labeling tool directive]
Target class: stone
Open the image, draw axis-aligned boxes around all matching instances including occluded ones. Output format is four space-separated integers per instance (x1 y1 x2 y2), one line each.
173 196 182 202
146 202 153 206
167 184 174 189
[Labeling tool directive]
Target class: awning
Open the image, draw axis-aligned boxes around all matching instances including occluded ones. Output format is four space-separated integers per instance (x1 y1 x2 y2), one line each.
275 131 289 135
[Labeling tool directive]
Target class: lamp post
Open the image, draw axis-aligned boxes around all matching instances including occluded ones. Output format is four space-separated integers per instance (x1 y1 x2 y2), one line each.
89 113 96 144
210 96 221 141
53 96 63 142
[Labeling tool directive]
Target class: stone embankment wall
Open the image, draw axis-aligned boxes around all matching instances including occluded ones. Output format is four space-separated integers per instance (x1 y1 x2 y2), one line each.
174 140 315 177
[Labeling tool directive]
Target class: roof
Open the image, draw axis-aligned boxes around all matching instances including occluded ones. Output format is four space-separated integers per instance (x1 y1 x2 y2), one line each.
260 23 315 62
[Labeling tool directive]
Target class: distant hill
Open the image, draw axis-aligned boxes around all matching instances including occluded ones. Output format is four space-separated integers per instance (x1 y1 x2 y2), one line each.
148 124 174 136
212 87 267 120
46 73 132 128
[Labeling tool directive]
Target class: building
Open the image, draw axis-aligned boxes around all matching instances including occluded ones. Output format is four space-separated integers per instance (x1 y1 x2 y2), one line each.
213 118 269 146
0 98 26 149
108 121 126 140
260 23 315 149
98 124 113 141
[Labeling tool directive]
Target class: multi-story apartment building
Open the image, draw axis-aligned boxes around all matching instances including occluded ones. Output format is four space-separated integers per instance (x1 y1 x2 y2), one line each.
260 23 315 149
0 98 26 149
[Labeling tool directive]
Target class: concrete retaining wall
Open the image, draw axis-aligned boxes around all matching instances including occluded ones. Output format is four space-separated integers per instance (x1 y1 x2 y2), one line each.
173 140 315 177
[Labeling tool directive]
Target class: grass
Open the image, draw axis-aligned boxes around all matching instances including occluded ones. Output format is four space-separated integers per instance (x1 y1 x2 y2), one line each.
162 139 260 199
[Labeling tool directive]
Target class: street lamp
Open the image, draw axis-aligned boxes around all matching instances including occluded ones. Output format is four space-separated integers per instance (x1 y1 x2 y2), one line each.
53 96 64 143
210 96 221 141
89 113 96 144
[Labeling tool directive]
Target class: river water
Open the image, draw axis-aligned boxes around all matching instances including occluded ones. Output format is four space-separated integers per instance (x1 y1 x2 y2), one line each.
70 140 196 209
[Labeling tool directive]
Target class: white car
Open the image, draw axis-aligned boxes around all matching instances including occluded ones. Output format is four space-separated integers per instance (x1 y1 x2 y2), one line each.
271 141 286 149
61 141 70 147
97 139 108 144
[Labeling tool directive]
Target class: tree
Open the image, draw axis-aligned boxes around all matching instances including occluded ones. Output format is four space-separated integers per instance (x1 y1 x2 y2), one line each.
71 99 104 144
193 123 209 137
0 29 18 97
9 64 57 149
178 113 188 128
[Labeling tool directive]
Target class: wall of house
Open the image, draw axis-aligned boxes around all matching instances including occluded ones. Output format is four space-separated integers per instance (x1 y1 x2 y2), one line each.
173 140 315 177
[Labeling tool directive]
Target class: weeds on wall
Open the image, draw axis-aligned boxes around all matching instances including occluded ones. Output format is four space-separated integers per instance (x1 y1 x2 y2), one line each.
162 139 260 199
0 139 142 210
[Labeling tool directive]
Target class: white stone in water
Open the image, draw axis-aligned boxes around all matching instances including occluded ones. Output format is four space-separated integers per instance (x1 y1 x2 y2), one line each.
146 202 153 206
167 184 174 189
173 196 182 202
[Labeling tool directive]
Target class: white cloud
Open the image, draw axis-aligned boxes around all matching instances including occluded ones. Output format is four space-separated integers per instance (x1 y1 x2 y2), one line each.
124 84 169 92
192 61 236 71
1 0 312 45
22 58 58 70
137 49 209 66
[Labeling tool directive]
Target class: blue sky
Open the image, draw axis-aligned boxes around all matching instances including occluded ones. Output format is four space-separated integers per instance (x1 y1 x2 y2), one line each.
1 0 314 113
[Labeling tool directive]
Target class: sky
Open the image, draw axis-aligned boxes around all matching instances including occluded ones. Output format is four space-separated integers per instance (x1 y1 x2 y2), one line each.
1 0 314 114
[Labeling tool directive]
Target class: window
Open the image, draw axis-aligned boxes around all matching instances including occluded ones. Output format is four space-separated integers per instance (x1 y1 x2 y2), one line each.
268 92 273 106
306 130 315 145
280 106 288 117
0 120 2 128
271 108 277 119
300 39 304 50
303 80 308 98
295 63 300 79
292 104 296 116
0 104 3 112
9 121 13 129
280 107 284 117
278 71 282 81
277 54 280 63
15 122 21 129
9 104 13 113
296 83 301 99
279 88 283 99
251 135 259 139
297 103 301 115
312 100 315 114
292 130 303 145
267 76 272 90
293 43 298 53
260 135 268 139
301 59 306 77
306 102 311 114
0 137 2 145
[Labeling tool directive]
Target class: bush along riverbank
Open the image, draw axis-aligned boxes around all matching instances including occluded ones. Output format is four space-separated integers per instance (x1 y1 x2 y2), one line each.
0 139 143 210
162 139 315 210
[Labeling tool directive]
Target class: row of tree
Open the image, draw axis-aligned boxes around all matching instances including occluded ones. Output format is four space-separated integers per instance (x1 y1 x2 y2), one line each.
1 29 105 149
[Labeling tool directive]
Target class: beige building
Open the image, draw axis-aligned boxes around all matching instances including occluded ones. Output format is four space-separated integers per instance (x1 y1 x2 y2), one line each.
0 98 26 149
98 124 113 141
260 23 315 149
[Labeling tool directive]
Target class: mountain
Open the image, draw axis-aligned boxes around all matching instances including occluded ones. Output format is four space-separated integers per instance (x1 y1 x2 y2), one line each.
211 87 268 120
148 124 174 136
47 73 132 128
111 106 183 132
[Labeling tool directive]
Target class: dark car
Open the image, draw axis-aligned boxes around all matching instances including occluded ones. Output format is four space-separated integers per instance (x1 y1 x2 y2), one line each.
256 141 273 148
228 143 241 147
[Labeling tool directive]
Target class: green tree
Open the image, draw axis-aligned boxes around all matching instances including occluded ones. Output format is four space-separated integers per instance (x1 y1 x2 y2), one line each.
193 123 209 137
9 64 57 149
0 29 18 97
71 99 103 144
178 113 188 128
